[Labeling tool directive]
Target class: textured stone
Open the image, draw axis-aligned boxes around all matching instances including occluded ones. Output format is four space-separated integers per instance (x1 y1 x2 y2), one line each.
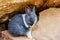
0 0 43 23
36 8 60 40
45 0 60 7
0 24 6 37
1 30 36 40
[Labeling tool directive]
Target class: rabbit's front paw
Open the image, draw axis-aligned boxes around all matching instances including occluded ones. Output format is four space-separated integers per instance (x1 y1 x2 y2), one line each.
26 31 33 39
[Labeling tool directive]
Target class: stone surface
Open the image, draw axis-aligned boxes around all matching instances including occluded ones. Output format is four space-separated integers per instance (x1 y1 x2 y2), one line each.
0 0 43 23
1 30 35 40
0 37 2 40
1 0 60 23
0 24 6 37
36 8 60 40
45 0 60 7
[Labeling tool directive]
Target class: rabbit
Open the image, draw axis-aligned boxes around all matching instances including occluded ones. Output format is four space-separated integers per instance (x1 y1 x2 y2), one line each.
8 6 37 39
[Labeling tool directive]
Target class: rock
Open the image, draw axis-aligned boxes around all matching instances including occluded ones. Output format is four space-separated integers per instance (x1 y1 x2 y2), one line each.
35 8 60 40
45 0 60 7
0 24 6 37
0 37 2 40
1 30 35 40
34 0 43 8
0 0 43 23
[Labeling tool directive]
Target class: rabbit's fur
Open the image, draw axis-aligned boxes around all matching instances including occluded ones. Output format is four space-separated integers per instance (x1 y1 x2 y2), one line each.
8 6 37 39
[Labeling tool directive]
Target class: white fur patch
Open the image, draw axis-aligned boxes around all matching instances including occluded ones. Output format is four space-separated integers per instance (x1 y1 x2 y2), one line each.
26 30 32 39
32 16 37 27
22 14 29 28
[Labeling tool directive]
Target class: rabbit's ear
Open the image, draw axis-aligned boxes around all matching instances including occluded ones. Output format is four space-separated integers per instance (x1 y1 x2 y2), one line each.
25 6 31 14
32 6 35 13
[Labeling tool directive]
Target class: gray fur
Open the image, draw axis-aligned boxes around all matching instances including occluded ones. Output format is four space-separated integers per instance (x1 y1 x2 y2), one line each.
8 6 37 36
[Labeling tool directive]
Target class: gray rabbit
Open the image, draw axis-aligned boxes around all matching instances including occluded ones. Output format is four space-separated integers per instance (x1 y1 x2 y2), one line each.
8 6 37 39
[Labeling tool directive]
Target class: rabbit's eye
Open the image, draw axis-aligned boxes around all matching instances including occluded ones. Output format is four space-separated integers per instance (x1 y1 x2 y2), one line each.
30 18 34 22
